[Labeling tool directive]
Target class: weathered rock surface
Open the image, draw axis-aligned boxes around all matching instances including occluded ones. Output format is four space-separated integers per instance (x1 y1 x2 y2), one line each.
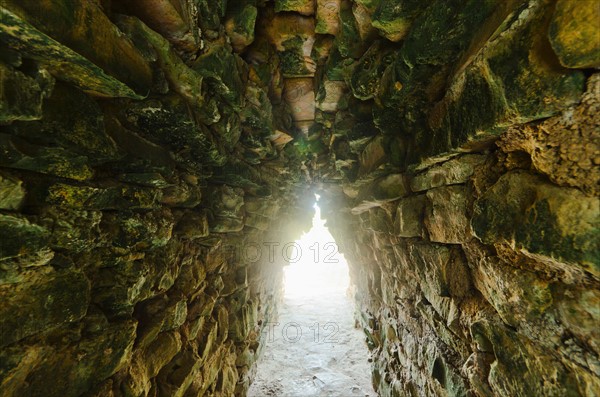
1 1 598 397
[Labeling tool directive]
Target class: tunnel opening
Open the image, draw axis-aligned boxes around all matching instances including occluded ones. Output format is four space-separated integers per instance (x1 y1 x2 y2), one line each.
283 195 349 300
248 196 376 397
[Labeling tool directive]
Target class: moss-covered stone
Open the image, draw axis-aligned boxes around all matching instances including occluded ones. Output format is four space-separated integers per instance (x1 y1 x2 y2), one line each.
3 320 136 397
118 15 204 107
316 0 341 35
125 99 226 170
279 36 315 78
193 45 247 110
275 0 315 16
473 171 600 276
0 61 54 122
45 183 161 210
225 4 258 53
8 83 121 165
0 214 53 268
485 2 585 122
371 0 426 42
0 7 144 99
197 0 228 31
335 6 365 59
0 268 90 347
0 173 25 210
0 134 94 181
549 0 600 69
2 0 153 93
349 41 394 100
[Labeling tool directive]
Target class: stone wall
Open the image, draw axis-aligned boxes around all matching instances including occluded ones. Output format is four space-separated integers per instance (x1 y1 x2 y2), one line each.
310 0 599 396
0 1 312 396
1 0 599 397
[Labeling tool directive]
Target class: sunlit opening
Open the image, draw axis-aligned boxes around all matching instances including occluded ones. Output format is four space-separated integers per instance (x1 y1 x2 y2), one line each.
283 196 350 300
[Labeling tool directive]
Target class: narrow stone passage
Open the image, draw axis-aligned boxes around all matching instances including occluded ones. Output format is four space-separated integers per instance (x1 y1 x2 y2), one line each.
248 205 376 397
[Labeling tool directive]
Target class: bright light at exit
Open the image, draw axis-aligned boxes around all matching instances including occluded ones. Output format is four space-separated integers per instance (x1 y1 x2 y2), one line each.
283 198 350 299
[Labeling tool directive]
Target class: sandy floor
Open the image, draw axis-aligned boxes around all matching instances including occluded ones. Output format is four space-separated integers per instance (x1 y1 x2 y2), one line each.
248 294 377 397
247 290 377 397
248 204 377 397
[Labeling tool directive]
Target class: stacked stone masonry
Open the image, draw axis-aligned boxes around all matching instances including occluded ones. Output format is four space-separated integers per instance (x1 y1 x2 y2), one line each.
0 1 599 397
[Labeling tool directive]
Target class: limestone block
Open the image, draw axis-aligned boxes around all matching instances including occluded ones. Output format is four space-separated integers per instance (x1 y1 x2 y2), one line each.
411 154 485 192
162 300 188 331
395 194 426 238
193 46 247 110
425 185 471 244
124 331 181 395
335 5 367 58
196 0 227 31
2 0 154 92
36 207 102 253
45 183 161 210
316 0 341 35
117 16 204 107
556 289 600 354
427 2 585 157
260 10 315 50
474 319 589 397
126 100 226 169
279 33 317 78
472 171 600 276
284 78 315 122
159 183 202 208
549 0 600 69
0 133 94 181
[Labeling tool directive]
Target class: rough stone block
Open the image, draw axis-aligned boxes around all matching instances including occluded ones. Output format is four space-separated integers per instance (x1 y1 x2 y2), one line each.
0 214 53 268
316 0 341 35
0 7 144 98
411 154 485 192
316 80 347 113
472 171 600 276
0 269 90 347
358 135 388 176
208 185 245 233
395 194 426 238
0 173 25 210
349 41 393 101
0 62 54 122
226 4 258 53
371 0 425 42
425 186 471 244
283 78 315 122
